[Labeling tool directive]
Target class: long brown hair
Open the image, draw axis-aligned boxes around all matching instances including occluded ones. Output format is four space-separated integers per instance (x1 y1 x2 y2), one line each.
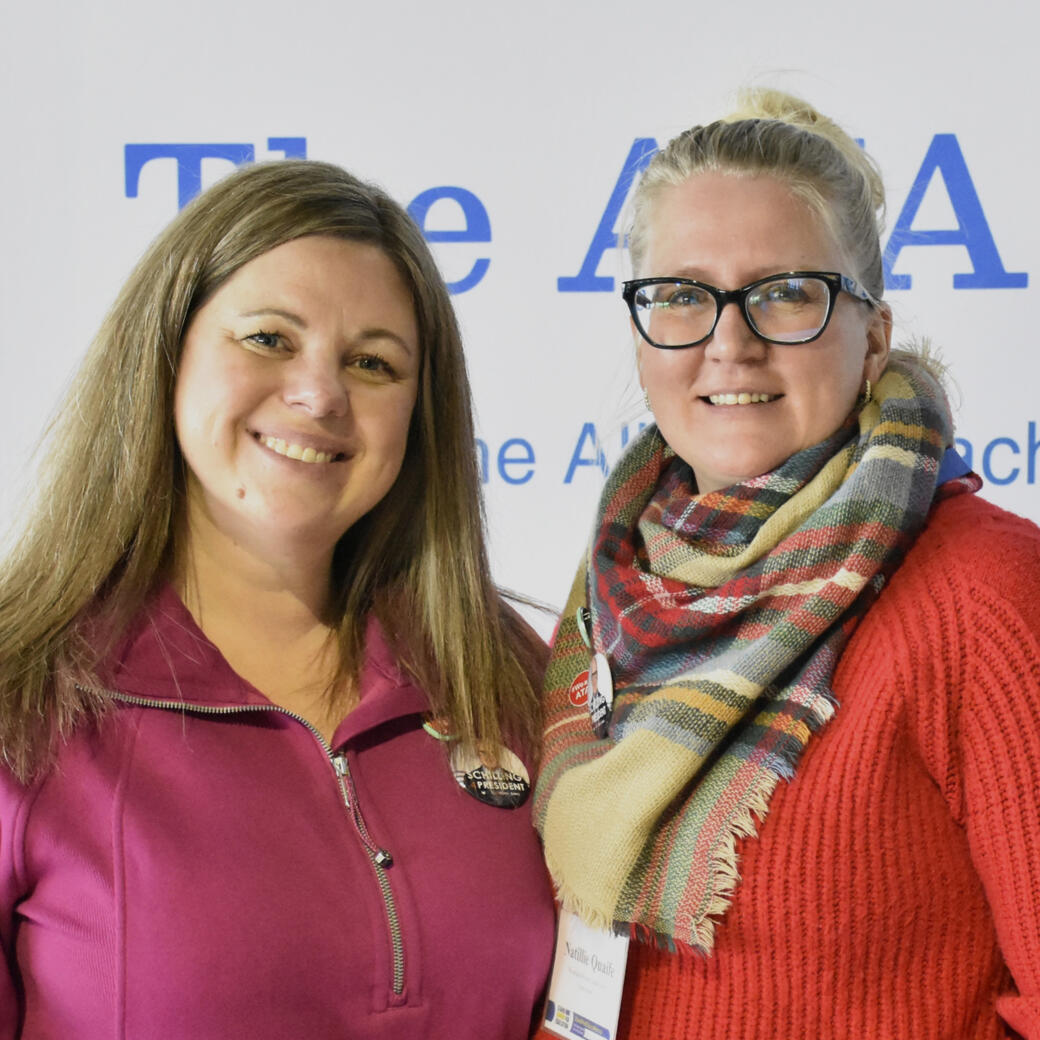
0 160 543 780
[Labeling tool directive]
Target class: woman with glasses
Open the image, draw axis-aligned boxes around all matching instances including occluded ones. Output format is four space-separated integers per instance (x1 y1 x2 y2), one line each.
534 91 1040 1039
0 160 554 1038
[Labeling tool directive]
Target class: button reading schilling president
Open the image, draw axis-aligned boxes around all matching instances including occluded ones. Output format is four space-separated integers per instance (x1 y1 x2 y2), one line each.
450 745 530 809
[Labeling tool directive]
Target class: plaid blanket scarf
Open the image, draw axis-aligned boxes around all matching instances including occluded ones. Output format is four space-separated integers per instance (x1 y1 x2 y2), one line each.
533 357 980 953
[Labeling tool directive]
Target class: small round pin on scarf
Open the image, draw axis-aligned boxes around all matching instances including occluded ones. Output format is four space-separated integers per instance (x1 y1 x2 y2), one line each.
587 652 614 739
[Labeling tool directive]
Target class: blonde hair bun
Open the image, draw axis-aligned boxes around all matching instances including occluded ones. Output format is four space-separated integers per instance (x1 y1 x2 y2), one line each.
723 87 886 214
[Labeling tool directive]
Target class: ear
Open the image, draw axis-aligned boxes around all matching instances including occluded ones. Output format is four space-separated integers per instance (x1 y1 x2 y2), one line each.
863 302 892 383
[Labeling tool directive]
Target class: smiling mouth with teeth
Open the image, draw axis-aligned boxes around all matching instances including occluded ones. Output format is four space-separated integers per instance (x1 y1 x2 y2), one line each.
706 393 780 406
257 434 345 464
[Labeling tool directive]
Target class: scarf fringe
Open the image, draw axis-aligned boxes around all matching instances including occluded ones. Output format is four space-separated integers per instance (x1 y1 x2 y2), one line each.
548 770 781 954
547 857 624 936
680 770 779 953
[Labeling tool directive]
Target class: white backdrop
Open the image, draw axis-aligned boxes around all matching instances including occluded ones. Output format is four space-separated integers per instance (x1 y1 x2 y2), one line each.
2 0 1037 618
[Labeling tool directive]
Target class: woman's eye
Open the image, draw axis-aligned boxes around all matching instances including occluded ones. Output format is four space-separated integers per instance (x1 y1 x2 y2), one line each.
244 330 285 351
662 287 712 310
637 285 701 310
763 282 809 305
351 354 397 378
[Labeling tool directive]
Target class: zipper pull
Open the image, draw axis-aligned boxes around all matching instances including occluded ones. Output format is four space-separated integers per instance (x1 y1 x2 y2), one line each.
332 751 394 867
332 754 351 806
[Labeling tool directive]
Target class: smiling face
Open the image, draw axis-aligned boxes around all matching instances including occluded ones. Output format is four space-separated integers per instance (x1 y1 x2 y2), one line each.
636 172 890 495
174 235 420 564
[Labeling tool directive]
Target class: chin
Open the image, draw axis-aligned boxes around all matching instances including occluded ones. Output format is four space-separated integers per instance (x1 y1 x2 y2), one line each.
690 452 789 495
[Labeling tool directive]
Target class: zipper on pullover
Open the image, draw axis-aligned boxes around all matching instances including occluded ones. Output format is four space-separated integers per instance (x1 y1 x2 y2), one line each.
84 687 407 998
331 752 403 990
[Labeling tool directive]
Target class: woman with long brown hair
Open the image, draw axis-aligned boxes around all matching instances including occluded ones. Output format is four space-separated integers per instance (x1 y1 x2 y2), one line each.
0 159 553 1038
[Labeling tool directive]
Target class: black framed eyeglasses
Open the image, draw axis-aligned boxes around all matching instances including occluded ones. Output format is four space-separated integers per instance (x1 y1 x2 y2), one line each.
621 271 876 350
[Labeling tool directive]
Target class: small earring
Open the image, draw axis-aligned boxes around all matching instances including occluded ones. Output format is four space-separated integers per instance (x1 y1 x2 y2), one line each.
860 379 872 406
642 388 651 411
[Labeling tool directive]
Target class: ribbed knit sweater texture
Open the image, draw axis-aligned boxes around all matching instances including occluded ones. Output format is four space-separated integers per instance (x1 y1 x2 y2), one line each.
541 493 1040 1040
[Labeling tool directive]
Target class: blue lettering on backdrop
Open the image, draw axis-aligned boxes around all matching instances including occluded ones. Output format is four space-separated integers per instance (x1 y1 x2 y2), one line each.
475 437 536 484
479 425 662 485
621 421 651 448
477 424 1037 486
124 138 308 209
955 422 1039 485
559 134 1027 293
557 138 658 293
407 187 491 294
124 143 491 295
883 134 1027 290
124 138 305 211
476 440 491 483
564 423 610 483
124 133 1027 296
125 143 254 209
496 438 536 485
982 438 1020 485
267 138 307 159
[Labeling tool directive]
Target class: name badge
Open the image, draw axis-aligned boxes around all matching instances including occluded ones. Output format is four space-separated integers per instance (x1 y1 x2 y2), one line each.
542 908 629 1039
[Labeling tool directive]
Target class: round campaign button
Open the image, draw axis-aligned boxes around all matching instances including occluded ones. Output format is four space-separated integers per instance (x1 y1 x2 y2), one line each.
588 652 614 739
568 670 590 707
450 745 531 809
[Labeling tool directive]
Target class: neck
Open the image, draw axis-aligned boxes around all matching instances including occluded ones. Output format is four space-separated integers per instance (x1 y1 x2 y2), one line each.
173 508 353 740
177 497 337 621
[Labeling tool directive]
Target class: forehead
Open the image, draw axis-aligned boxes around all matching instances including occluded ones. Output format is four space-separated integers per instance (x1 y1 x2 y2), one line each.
227 236 408 296
641 172 845 279
205 236 417 332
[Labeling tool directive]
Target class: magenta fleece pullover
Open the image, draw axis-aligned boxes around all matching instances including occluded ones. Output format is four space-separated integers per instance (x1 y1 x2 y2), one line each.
0 587 554 1038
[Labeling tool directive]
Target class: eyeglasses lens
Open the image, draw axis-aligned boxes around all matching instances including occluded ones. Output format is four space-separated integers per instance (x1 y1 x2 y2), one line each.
746 277 831 343
634 283 716 348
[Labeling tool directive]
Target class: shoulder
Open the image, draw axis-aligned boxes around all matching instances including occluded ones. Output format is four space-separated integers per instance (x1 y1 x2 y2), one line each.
871 493 1040 723
891 493 1040 608
852 492 1040 712
846 493 1040 821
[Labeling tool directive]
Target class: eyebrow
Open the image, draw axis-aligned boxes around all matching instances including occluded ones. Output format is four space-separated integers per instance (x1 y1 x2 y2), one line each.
238 309 416 356
240 307 307 327
666 265 822 285
353 328 417 357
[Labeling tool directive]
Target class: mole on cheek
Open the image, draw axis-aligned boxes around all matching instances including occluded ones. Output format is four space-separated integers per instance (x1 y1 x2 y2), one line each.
235 486 246 500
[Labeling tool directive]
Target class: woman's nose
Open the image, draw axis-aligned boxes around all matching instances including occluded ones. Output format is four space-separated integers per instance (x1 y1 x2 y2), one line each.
703 301 767 362
281 354 350 417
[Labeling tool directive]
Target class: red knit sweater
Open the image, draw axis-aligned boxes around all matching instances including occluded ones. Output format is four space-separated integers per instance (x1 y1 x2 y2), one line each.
539 493 1040 1040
